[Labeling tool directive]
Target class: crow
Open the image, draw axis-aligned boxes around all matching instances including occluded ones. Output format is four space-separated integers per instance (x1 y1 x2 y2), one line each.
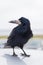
5 17 33 57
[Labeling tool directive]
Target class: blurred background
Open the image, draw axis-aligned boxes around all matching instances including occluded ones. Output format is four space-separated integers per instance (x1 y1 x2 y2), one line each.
0 0 43 49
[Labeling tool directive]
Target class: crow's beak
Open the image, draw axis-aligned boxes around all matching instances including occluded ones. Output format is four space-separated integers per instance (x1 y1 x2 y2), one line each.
9 20 21 24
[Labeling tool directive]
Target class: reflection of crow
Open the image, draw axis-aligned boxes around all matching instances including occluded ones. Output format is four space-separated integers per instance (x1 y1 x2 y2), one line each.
5 17 33 57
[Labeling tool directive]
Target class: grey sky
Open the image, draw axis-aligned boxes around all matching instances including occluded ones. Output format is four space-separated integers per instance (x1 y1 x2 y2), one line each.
0 0 43 31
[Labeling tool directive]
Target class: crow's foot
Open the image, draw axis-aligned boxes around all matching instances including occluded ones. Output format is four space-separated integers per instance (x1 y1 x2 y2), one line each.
21 53 30 57
12 54 17 56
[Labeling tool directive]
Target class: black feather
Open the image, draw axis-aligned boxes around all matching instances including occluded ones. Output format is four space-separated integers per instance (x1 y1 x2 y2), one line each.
6 17 33 49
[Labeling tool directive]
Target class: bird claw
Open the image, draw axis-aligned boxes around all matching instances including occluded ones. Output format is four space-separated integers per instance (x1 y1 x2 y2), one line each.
12 54 17 56
21 53 30 57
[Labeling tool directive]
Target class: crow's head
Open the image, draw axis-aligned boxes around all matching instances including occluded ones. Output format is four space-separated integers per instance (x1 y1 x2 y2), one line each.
19 17 30 25
9 17 30 25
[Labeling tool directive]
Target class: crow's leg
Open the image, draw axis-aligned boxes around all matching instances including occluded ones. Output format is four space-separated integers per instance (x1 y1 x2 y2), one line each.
12 48 17 56
21 49 30 57
22 49 27 55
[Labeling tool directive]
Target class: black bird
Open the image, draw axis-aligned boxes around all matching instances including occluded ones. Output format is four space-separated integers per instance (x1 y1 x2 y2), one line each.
5 17 33 57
